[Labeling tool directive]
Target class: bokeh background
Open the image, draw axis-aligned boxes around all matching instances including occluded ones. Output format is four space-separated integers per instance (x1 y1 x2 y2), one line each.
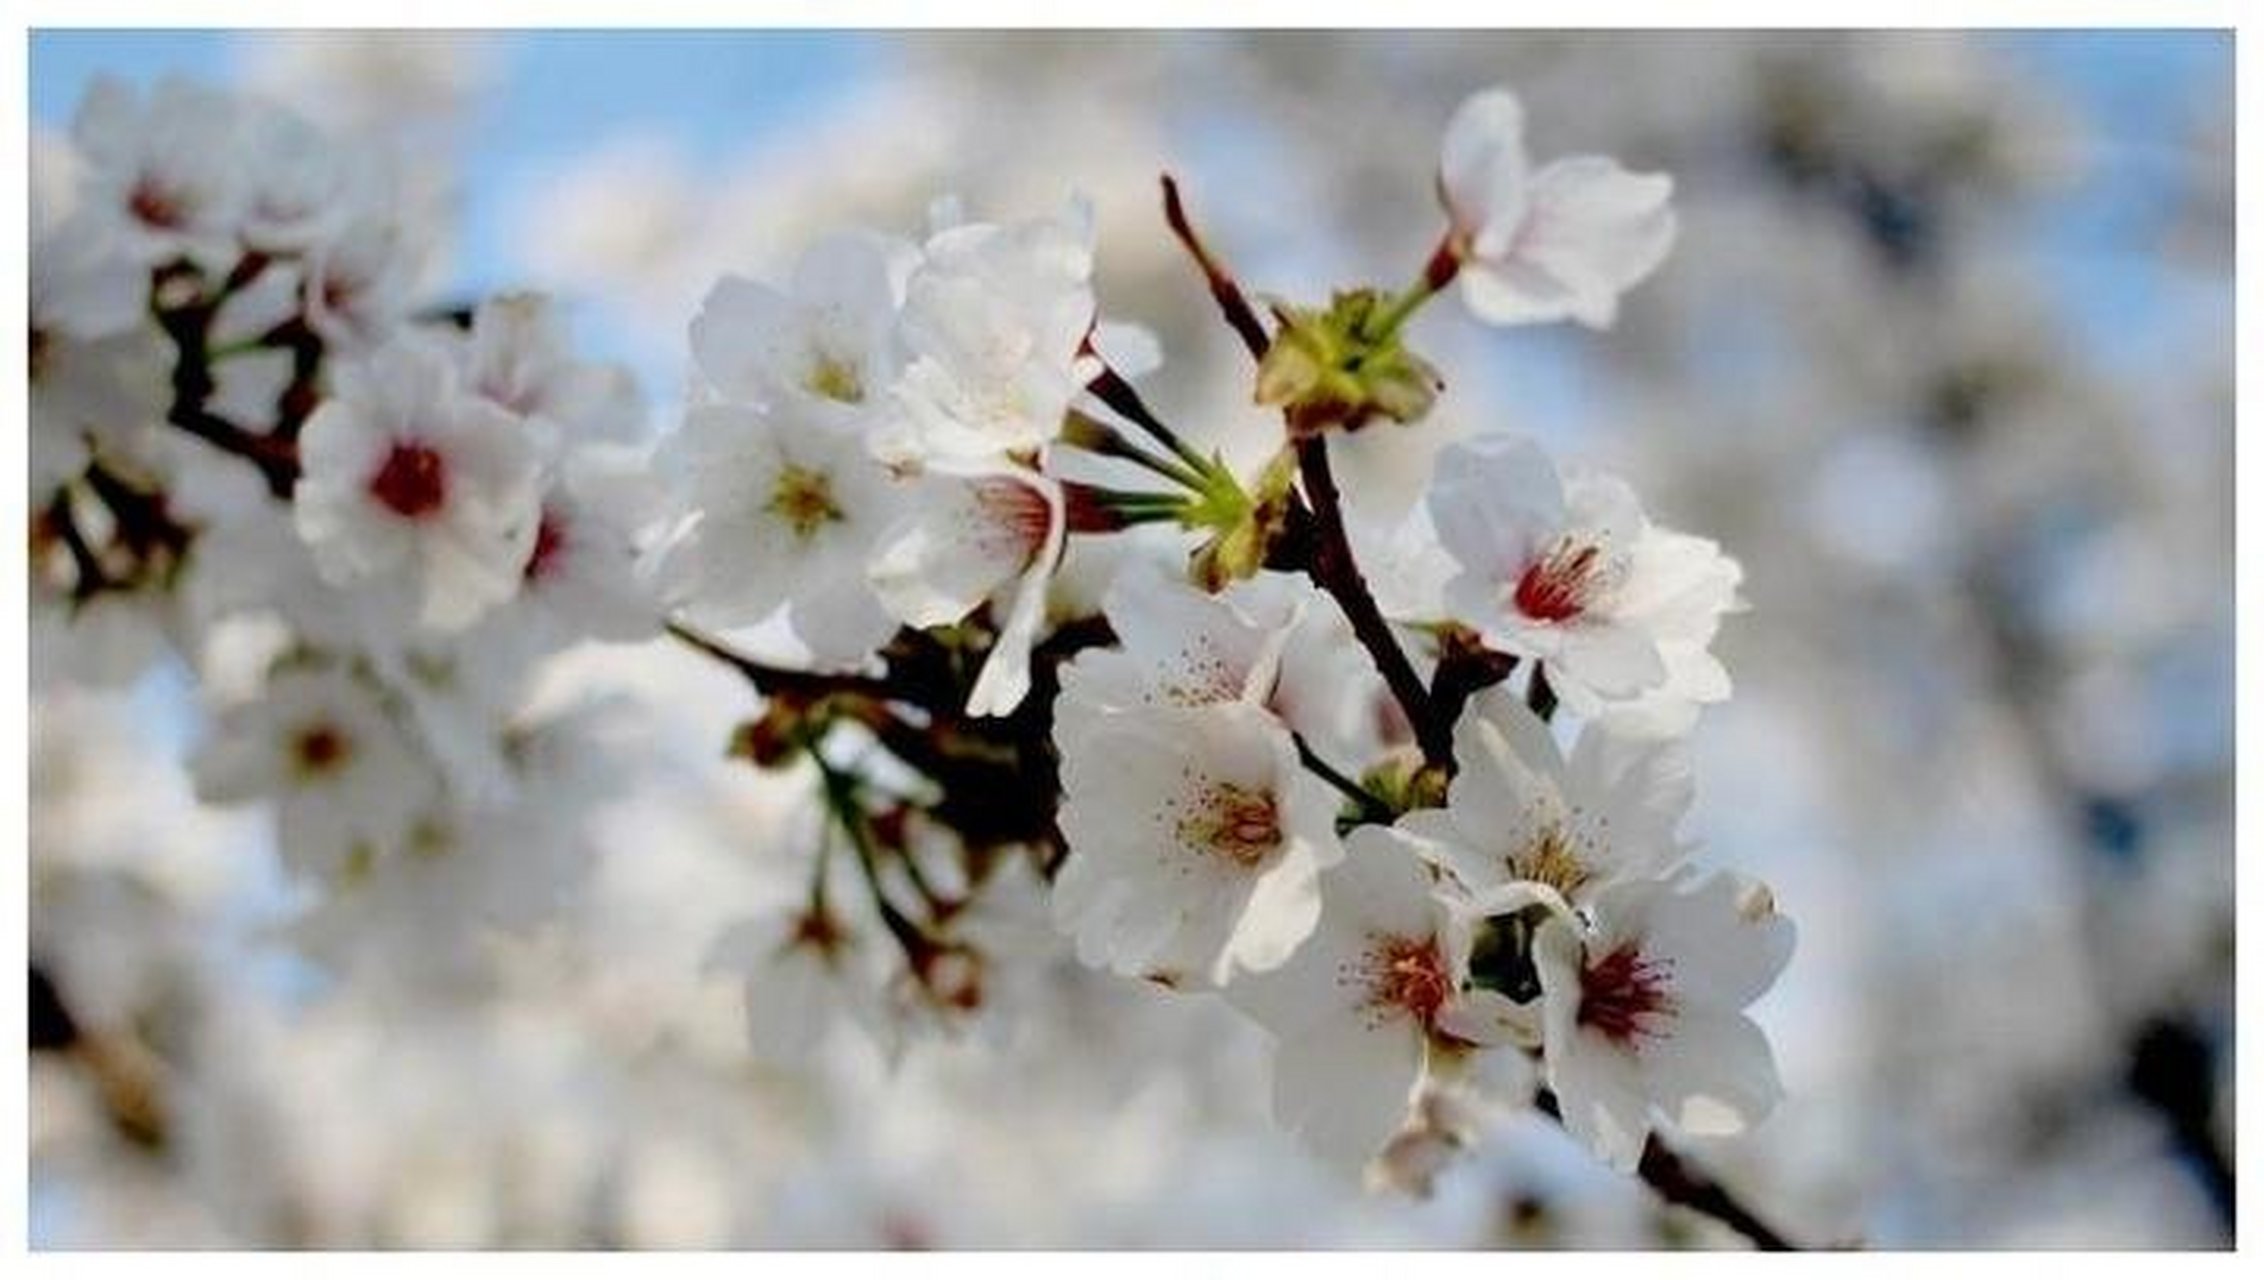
27 29 2235 1248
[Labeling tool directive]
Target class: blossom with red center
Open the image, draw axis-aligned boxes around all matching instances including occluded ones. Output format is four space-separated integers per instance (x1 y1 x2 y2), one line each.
1224 833 1516 1172
476 444 664 651
294 333 542 631
71 75 248 266
1534 873 1794 1172
1513 538 1610 623
304 215 424 351
190 662 440 885
1430 433 1742 732
1437 85 1677 330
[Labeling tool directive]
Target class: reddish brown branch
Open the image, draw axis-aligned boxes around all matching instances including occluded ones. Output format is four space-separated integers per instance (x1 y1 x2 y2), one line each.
1161 174 1270 360
1294 435 1453 770
1535 1089 1801 1250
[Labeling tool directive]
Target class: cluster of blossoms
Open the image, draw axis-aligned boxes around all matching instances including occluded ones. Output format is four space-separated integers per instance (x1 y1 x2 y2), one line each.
680 85 1795 1197
29 71 1793 1238
31 77 663 973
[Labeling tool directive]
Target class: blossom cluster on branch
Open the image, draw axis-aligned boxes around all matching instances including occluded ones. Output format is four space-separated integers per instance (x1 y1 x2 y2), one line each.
29 73 1798 1246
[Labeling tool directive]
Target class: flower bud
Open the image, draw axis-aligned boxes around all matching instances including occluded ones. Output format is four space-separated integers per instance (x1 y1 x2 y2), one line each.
1254 289 1442 436
1188 447 1299 590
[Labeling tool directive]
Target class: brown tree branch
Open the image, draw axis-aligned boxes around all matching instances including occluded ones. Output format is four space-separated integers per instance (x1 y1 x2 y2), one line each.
1160 174 1270 360
1535 1089 1802 1251
1294 434 1454 770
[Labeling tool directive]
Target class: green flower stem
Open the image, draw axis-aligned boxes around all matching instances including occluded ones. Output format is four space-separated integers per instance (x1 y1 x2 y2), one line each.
1060 411 1209 492
1369 233 1463 339
1086 363 1217 479
663 618 902 704
811 750 929 955
1291 732 1396 827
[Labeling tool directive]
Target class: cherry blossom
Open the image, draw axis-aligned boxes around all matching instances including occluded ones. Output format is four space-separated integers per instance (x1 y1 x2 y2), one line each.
293 333 544 632
457 293 645 446
867 463 1066 715
1532 872 1795 1171
189 658 441 883
1053 563 1303 754
1223 838 1516 1171
1428 433 1741 722
663 399 904 665
708 900 900 1068
1437 86 1678 329
303 213 428 351
30 131 149 343
26 61 1818 1246
235 104 366 253
689 229 917 435
1052 702 1342 988
1406 686 1692 917
70 75 248 268
280 701 631 983
495 443 667 650
879 200 1098 467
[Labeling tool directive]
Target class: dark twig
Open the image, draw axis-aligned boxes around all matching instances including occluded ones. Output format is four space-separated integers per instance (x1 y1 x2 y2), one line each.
1161 174 1270 360
42 491 118 601
1158 181 1449 769
1527 663 1559 723
30 963 168 1150
1536 1090 1800 1251
1292 732 1396 826
1294 435 1453 770
1430 634 1519 736
260 316 327 442
664 618 900 703
150 264 302 497
1085 364 1210 475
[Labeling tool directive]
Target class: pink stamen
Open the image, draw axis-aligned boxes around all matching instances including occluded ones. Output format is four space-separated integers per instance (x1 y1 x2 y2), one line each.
1578 944 1676 1046
1514 539 1605 623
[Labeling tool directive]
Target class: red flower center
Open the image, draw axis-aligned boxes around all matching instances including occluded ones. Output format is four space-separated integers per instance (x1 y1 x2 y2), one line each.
128 176 187 231
1361 934 1453 1029
974 478 1053 561
320 272 364 315
1578 944 1676 1047
1513 539 1607 623
368 442 448 520
288 722 353 778
524 508 567 582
